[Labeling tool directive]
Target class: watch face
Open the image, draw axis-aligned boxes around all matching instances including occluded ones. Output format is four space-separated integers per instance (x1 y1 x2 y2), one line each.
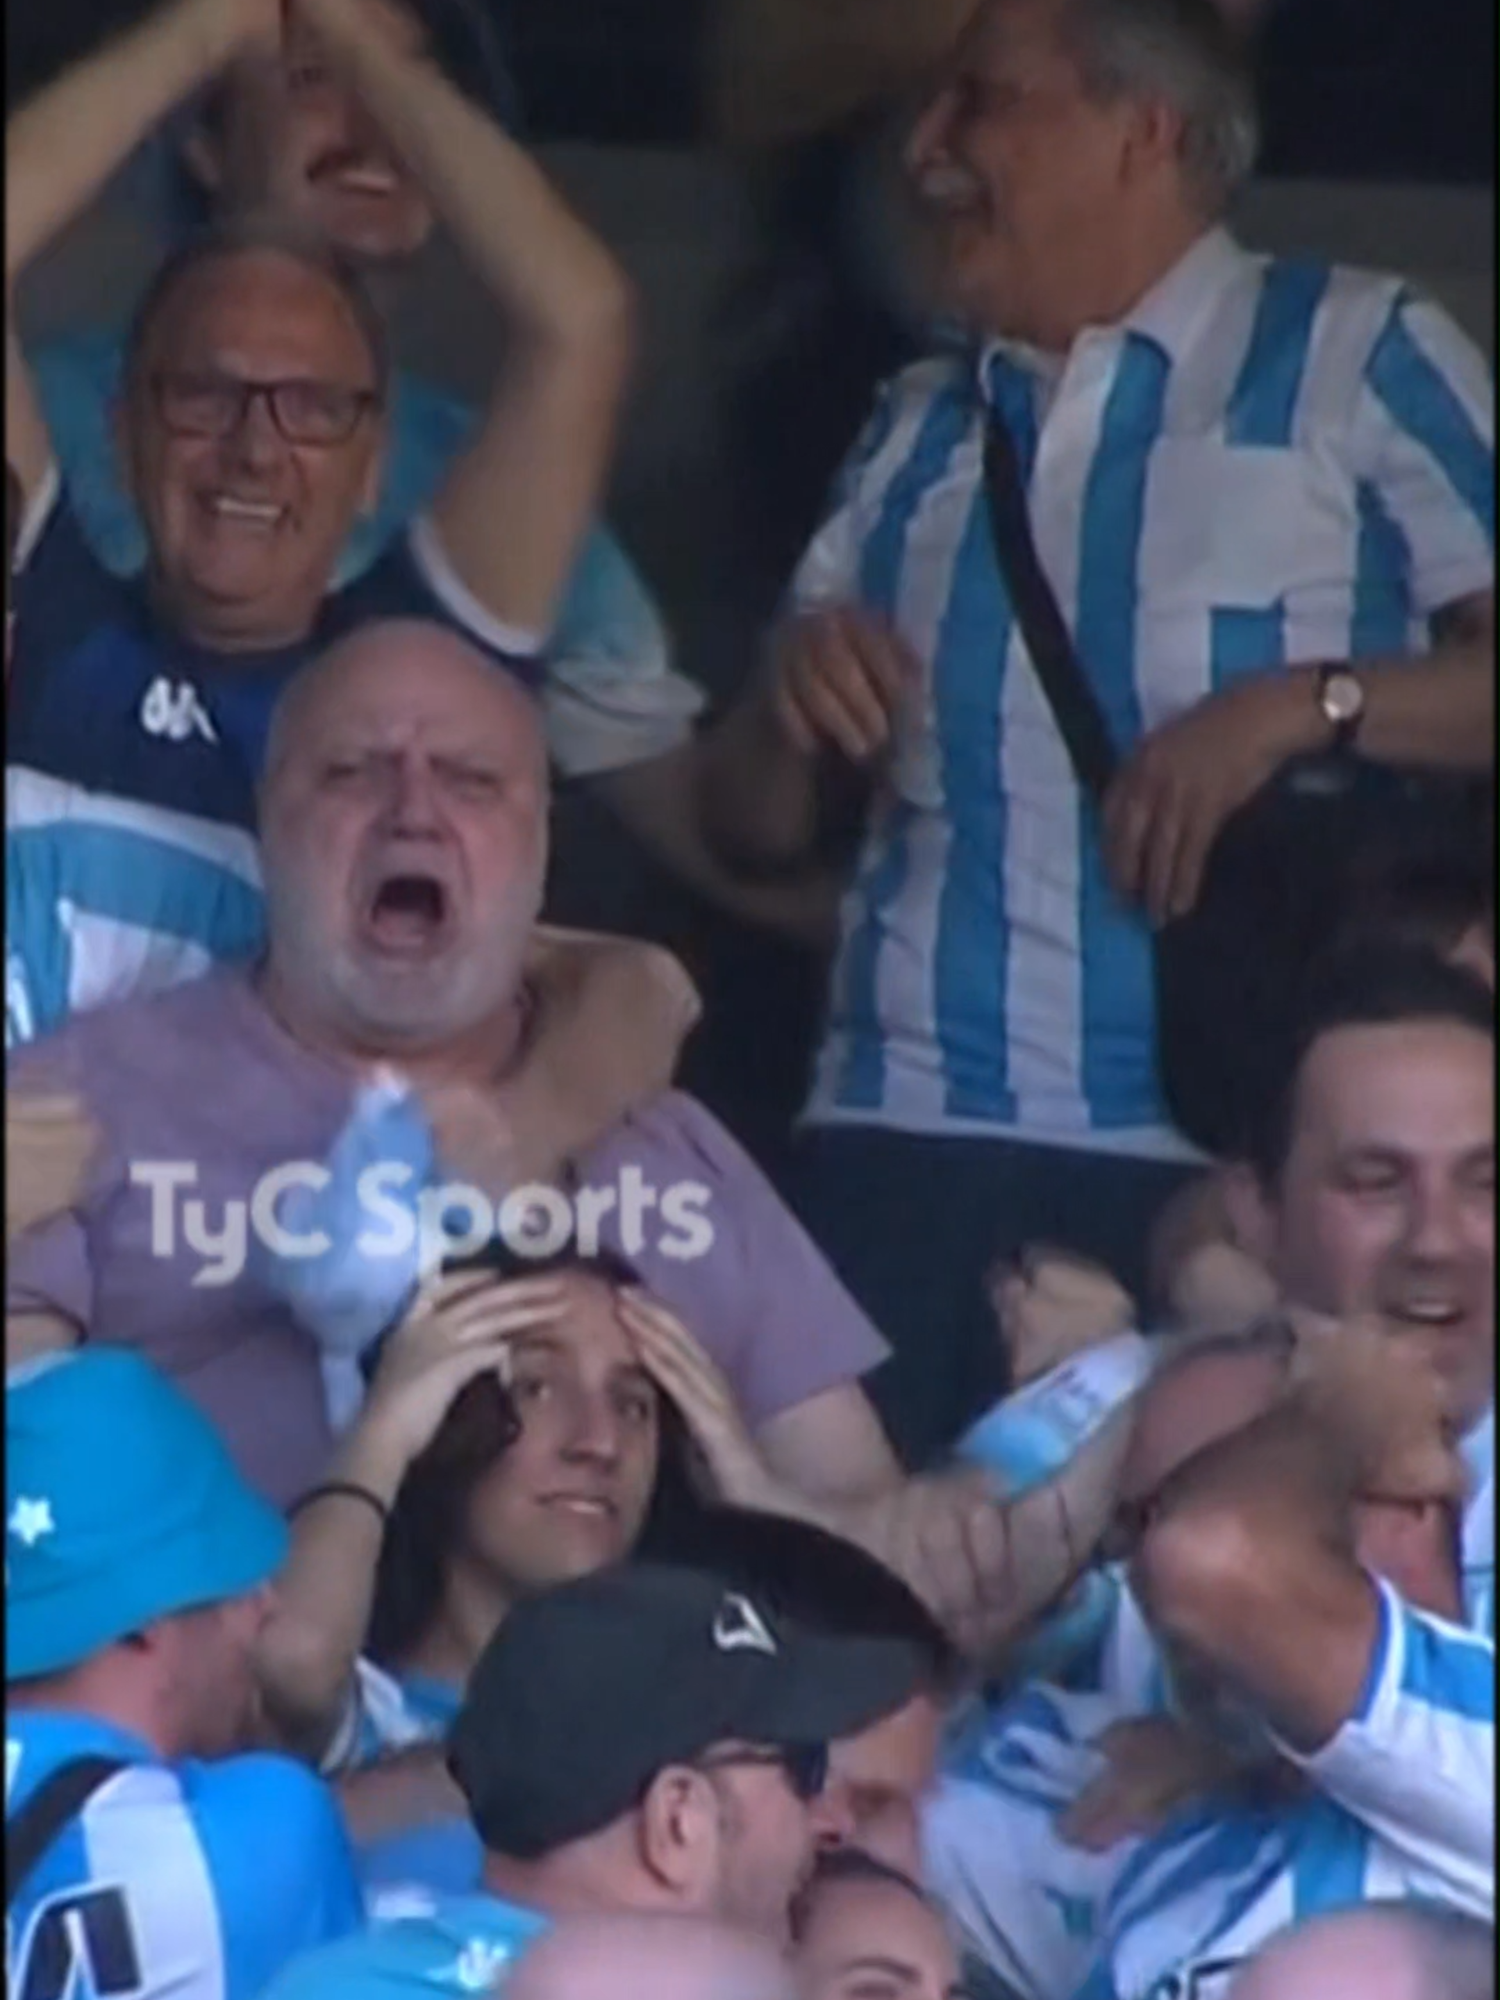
1322 671 1364 725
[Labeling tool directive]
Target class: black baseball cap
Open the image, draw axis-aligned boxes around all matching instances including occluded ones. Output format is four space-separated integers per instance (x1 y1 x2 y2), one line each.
448 1559 927 1859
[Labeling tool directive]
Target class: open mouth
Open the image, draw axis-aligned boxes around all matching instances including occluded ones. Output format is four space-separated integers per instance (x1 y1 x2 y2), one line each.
314 152 403 199
364 873 450 956
540 1492 618 1522
205 494 285 532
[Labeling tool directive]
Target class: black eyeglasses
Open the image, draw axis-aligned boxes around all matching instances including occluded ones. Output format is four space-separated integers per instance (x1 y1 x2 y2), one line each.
151 369 382 446
693 1742 830 1802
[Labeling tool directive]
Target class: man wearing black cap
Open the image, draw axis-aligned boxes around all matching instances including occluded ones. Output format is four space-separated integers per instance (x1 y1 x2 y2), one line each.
262 1560 926 1999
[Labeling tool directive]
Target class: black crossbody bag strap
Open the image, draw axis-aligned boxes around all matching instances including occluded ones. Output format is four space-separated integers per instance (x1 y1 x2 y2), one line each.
6 1756 127 1908
980 416 1122 803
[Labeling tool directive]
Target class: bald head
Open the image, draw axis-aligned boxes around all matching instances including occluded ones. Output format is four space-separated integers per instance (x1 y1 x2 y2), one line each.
1229 1906 1495 2000
262 620 545 801
506 1914 795 2000
258 620 548 1053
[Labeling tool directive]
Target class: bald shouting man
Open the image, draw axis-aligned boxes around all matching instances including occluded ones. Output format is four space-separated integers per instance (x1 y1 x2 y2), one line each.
7 619 1112 1654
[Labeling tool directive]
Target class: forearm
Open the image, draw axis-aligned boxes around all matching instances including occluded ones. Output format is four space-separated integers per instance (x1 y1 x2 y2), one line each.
1135 1404 1376 1749
1267 623 1494 775
591 753 843 945
1348 639 1494 771
697 690 827 871
256 1425 408 1758
6 0 234 286
501 930 700 1184
318 21 627 352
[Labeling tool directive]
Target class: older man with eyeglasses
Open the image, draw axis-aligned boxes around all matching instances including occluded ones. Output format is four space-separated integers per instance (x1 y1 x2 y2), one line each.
5 0 632 832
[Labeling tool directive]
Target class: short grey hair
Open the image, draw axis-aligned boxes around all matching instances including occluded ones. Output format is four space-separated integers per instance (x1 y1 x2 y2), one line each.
1058 0 1260 209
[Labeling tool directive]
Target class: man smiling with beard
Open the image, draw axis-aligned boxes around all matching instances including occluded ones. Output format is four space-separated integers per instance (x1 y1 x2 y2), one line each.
924 942 1494 2000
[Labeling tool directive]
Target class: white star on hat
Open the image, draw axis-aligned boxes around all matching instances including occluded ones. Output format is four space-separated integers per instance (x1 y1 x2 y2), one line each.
452 1940 516 1993
8 1497 55 1549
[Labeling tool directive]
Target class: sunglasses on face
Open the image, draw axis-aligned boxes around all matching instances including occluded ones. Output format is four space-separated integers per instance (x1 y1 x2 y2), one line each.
693 1741 831 1802
150 369 382 446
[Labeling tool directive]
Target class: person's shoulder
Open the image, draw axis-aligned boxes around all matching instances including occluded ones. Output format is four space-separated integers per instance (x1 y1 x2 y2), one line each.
6 965 254 1086
186 1748 349 1844
262 1895 545 2000
593 1088 762 1183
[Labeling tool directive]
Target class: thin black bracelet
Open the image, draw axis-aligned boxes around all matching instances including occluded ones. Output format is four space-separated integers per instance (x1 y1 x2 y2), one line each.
289 1480 391 1529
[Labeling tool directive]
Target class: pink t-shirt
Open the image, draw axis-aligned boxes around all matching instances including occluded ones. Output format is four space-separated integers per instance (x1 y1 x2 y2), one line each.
8 971 887 1505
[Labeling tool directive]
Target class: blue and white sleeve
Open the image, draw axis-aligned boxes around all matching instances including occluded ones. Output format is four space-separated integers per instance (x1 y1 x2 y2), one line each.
1276 1577 1494 1920
1356 290 1495 617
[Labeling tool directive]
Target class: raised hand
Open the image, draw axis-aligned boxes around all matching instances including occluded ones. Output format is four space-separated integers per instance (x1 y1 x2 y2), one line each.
614 1288 778 1510
357 1269 567 1475
1288 1308 1468 1505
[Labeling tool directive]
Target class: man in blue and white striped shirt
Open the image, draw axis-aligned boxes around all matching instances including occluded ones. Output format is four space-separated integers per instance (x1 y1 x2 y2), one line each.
700 0 1495 1464
924 944 1494 1998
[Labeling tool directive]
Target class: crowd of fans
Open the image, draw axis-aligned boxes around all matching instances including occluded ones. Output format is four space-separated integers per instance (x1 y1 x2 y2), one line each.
4 0 1493 1996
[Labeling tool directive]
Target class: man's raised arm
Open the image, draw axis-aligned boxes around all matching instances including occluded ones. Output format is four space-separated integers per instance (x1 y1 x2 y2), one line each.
5 0 277 515
294 0 633 641
1133 1315 1472 1754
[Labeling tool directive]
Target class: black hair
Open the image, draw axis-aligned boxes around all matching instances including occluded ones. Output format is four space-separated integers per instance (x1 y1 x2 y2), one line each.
367 1238 701 1665
120 214 391 407
1244 942 1496 1189
789 1847 934 1943
643 1504 960 1694
1331 843 1494 961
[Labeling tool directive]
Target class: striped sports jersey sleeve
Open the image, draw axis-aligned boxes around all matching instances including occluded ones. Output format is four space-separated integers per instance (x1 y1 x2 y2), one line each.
1352 291 1495 617
6 1736 364 2000
1274 1576 1495 1920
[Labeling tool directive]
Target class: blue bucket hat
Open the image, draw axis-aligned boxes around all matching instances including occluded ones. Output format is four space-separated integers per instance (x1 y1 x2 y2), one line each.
6 1348 288 1682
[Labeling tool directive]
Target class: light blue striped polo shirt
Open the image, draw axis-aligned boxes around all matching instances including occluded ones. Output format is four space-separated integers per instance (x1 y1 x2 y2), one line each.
6 768 265 1049
1079 1576 1494 2000
797 227 1495 1152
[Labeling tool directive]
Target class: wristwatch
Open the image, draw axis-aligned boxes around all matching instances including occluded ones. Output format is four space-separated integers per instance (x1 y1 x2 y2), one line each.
1314 664 1366 753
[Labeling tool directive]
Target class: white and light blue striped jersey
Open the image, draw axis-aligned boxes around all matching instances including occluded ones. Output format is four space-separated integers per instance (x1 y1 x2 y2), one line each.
324 1661 482 1910
1077 1576 1495 2000
6 769 265 1049
799 228 1495 1148
927 1681 1148 2000
6 1710 364 2000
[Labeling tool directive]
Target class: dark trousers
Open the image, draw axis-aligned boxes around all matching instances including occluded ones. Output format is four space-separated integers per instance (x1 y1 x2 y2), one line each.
787 1125 1196 1471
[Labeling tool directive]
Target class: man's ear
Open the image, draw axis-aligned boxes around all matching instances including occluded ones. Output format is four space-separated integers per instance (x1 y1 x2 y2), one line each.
1118 93 1185 187
1221 1160 1278 1270
636 1767 716 1898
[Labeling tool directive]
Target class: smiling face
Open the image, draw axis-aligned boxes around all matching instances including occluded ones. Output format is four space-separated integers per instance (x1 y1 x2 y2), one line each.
121 247 384 648
194 16 435 264
458 1273 661 1595
1250 1021 1495 1434
902 0 1177 346
796 1873 964 2000
258 623 547 1053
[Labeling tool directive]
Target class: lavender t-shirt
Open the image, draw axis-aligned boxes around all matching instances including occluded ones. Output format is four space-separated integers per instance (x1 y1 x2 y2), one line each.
7 970 887 1505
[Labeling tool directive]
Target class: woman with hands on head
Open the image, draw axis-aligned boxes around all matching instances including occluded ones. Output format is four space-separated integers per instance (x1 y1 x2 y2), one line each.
253 1237 701 1898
